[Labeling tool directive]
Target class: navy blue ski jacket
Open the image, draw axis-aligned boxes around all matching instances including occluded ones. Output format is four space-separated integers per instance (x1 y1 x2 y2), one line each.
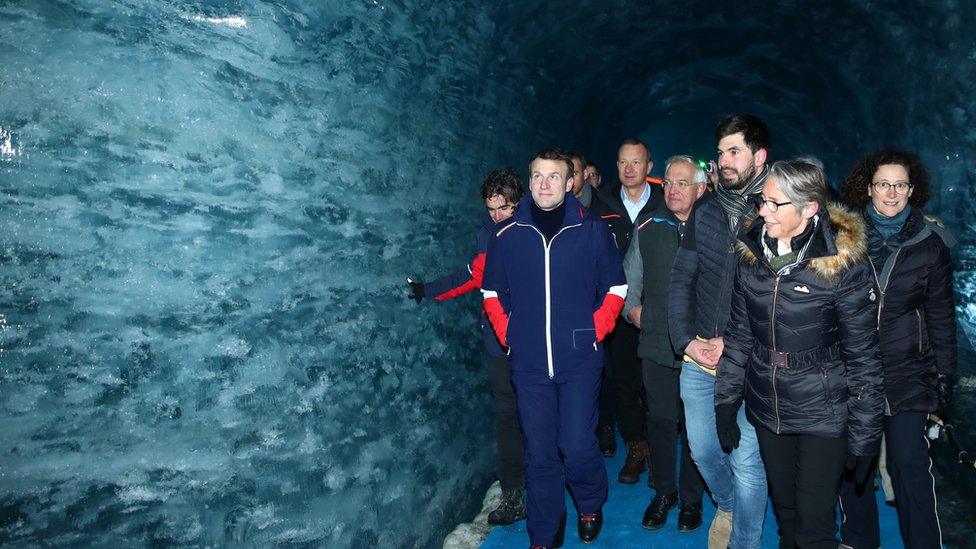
423 212 507 357
481 194 627 380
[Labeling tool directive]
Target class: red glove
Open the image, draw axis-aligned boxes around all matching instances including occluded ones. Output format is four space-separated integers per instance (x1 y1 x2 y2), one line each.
593 293 625 342
483 295 509 347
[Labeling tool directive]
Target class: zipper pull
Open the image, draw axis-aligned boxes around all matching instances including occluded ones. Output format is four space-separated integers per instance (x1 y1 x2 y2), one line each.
593 341 598 351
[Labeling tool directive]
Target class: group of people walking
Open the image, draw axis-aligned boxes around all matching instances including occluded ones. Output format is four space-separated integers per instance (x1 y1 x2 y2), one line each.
409 113 957 549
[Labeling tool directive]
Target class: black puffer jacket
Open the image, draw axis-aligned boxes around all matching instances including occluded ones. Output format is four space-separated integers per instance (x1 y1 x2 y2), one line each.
715 204 885 457
864 207 956 415
668 191 759 354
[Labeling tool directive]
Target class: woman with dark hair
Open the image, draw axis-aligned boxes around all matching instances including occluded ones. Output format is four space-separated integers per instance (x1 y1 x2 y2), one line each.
714 159 884 548
838 148 956 549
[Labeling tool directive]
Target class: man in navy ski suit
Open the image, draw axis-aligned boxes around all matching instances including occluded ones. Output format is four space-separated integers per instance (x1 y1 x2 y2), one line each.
482 149 627 548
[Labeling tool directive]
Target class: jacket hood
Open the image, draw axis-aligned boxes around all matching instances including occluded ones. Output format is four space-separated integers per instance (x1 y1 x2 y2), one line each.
737 202 868 284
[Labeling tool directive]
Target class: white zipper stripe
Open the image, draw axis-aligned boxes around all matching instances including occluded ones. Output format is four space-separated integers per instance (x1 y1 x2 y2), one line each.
516 221 583 379
481 289 498 300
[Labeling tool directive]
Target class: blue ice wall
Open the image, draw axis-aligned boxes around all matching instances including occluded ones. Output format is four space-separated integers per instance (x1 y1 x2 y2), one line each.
0 2 558 547
2 1 976 547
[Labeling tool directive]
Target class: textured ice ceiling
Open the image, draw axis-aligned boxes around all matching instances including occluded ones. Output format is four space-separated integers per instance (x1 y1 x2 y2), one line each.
0 1 974 547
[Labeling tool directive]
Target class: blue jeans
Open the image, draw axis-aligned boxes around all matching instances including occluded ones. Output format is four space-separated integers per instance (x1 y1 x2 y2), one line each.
681 362 767 549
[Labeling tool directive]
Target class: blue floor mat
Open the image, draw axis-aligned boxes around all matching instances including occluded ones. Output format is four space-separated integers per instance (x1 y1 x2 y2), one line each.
481 435 906 548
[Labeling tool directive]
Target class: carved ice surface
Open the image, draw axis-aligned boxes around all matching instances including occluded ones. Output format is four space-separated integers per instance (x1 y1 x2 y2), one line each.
0 1 974 547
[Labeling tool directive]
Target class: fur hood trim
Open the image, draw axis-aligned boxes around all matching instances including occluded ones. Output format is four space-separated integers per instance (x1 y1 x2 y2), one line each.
737 202 868 284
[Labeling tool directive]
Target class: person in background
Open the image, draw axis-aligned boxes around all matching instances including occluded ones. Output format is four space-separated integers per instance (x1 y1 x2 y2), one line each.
838 148 957 549
591 139 664 486
621 155 707 533
584 161 602 189
567 150 593 210
667 114 772 549
482 149 627 549
714 159 884 548
406 169 528 525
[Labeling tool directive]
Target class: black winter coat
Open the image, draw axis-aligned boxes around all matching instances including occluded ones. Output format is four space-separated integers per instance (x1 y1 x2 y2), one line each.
590 181 663 258
715 204 885 457
668 191 760 354
864 208 956 415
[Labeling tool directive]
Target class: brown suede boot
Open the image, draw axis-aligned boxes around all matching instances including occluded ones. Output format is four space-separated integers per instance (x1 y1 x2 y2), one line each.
617 439 648 484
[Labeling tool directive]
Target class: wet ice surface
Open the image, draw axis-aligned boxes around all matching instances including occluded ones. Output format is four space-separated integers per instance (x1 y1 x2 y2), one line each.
0 2 553 546
1 1 976 547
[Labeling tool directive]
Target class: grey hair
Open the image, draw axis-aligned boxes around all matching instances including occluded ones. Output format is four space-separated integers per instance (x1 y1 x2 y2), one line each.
769 159 827 210
664 155 707 185
794 155 824 171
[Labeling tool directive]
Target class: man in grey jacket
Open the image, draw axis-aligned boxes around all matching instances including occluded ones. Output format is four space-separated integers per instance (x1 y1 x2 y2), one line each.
622 156 707 533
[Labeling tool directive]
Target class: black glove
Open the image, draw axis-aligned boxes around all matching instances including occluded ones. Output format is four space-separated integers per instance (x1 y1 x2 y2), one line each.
845 454 876 485
715 404 741 453
406 277 425 303
936 374 954 422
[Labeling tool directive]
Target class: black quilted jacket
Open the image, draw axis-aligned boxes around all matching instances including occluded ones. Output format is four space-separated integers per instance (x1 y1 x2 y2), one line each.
668 191 758 354
864 207 956 415
714 204 885 456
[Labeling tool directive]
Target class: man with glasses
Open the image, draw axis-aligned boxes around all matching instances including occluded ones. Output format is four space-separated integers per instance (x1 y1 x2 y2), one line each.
590 139 663 486
585 161 602 189
482 149 627 548
668 115 771 548
621 156 708 534
406 168 528 525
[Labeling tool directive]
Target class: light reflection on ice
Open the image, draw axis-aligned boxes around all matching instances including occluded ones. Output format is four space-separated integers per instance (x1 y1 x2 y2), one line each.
0 127 21 161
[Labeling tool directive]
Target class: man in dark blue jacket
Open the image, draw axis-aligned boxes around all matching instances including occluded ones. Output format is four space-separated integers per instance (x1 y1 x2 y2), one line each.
482 149 627 549
407 169 527 525
667 115 771 548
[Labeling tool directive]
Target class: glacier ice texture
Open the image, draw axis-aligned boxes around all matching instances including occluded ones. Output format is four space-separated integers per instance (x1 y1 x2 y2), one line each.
1 1 976 547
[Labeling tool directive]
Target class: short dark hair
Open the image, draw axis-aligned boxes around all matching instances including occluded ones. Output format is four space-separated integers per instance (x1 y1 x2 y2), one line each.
566 150 587 173
715 114 771 154
840 148 932 209
585 161 600 175
480 168 524 204
619 139 651 162
530 148 574 179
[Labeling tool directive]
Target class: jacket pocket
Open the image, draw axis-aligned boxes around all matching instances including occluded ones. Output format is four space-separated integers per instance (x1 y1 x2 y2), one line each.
573 328 598 351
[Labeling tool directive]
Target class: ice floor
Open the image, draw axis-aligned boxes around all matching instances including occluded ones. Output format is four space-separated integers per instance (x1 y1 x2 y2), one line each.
481 433 906 548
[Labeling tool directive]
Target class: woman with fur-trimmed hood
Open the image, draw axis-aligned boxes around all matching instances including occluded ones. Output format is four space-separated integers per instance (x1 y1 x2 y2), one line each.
713 159 884 548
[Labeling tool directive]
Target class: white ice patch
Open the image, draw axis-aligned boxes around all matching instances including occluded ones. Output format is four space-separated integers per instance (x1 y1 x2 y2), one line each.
0 126 22 161
185 14 247 28
443 480 503 548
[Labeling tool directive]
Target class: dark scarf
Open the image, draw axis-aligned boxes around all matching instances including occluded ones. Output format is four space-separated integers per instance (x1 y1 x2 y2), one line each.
531 200 566 243
866 202 910 240
761 214 819 274
715 164 770 231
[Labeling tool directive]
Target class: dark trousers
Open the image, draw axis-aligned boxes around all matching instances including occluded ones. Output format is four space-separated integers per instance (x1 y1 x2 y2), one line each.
642 359 703 503
513 367 608 546
839 411 943 549
755 424 847 549
488 355 525 491
608 322 645 442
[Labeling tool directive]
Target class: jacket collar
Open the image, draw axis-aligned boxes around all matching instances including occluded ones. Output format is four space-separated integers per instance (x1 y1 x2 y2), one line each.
737 202 868 284
593 180 662 221
512 194 586 229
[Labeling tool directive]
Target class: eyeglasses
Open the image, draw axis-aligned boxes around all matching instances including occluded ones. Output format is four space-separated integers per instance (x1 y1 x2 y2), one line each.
872 181 912 195
663 180 697 189
752 194 792 213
